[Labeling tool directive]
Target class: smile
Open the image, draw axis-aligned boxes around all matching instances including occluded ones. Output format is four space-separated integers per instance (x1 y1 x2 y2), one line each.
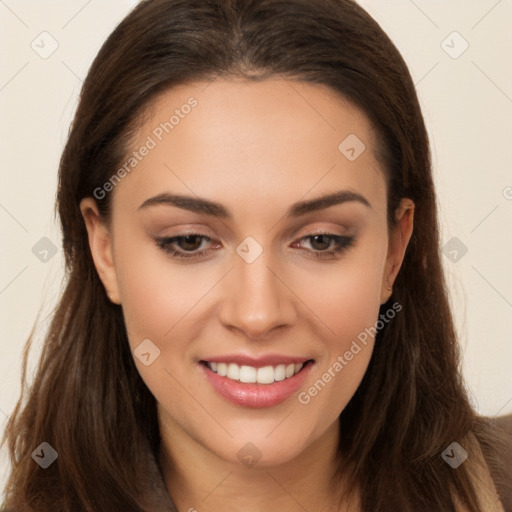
205 361 304 384
199 357 315 408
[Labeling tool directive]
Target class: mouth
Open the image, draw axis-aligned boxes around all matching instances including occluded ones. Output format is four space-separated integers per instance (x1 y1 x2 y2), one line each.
199 357 315 408
201 360 309 384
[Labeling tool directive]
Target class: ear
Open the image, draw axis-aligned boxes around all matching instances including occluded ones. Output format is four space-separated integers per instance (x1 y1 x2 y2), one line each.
380 198 415 304
80 198 121 304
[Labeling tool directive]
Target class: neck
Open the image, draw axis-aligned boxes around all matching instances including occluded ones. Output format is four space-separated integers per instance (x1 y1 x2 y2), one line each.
158 416 360 512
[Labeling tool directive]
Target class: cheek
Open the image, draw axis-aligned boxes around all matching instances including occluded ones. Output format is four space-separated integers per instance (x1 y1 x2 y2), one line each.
295 277 380 428
304 265 382 333
112 238 214 412
112 231 234 404
291 236 387 342
291 240 386 413
113 235 217 345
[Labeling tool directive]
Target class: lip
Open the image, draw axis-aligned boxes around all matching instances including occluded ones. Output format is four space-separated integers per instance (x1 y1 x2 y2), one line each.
199 359 314 408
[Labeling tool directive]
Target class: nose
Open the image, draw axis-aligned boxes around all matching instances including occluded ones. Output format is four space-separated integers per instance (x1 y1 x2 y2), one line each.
218 250 297 340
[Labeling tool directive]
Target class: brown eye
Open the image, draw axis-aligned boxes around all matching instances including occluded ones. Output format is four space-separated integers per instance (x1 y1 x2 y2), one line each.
292 233 356 260
309 234 335 251
154 233 217 260
176 235 205 252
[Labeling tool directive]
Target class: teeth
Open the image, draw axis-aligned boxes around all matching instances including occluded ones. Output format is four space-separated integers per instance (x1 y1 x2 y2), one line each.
226 363 240 380
274 364 286 381
217 363 227 376
240 365 257 383
257 366 274 384
206 361 305 384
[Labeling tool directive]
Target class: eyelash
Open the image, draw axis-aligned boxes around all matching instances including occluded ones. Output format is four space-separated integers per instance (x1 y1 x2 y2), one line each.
154 232 355 261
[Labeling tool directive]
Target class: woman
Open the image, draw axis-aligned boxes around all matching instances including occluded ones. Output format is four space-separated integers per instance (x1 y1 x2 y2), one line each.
2 0 511 510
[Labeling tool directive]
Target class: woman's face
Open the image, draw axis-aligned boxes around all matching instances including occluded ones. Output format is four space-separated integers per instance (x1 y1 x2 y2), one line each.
82 78 413 468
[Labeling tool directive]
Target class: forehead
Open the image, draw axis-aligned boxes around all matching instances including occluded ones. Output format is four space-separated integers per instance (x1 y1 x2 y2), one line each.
113 77 387 216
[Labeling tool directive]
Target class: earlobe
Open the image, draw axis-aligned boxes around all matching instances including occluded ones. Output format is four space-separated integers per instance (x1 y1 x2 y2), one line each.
80 198 121 305
380 198 415 304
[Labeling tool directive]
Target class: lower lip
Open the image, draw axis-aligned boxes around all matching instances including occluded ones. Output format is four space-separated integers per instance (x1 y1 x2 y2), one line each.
200 361 313 408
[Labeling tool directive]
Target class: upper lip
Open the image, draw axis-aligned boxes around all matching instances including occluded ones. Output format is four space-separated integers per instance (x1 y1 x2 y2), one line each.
200 354 312 368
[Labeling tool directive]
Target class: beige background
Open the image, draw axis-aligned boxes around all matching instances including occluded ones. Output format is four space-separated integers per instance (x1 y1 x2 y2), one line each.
1 0 511 495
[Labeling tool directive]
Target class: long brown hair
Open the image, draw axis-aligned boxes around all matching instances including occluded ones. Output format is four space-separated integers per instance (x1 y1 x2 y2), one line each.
2 1 509 510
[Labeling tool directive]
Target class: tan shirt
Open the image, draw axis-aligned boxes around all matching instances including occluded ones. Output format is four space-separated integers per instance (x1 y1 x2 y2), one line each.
477 414 512 512
456 429 506 512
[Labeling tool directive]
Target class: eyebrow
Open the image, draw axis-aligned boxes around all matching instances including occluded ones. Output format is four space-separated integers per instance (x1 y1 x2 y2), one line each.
138 189 371 218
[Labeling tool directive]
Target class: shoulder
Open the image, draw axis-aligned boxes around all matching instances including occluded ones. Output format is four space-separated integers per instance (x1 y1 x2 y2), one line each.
490 413 512 435
476 414 512 511
141 442 178 512
486 413 512 468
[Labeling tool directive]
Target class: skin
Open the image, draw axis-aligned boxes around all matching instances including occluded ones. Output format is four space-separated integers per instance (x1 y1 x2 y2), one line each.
81 77 414 512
